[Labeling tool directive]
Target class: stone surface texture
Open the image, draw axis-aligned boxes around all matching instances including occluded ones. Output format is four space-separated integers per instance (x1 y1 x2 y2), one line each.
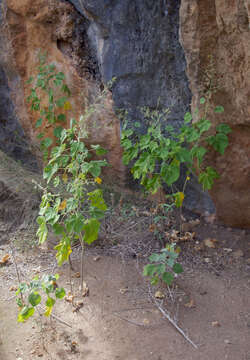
1 0 249 227
1 0 124 180
180 0 250 227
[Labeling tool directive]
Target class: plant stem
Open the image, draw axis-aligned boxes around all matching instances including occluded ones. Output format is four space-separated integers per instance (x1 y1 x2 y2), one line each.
80 235 85 293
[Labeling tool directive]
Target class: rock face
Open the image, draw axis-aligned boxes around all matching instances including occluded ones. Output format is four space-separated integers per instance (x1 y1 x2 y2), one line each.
1 0 249 227
0 2 37 169
1 0 124 180
180 0 250 227
69 0 191 130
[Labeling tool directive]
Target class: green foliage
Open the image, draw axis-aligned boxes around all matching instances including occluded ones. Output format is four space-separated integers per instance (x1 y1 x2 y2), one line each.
121 99 231 197
121 97 231 286
27 53 108 267
16 274 65 322
143 243 183 286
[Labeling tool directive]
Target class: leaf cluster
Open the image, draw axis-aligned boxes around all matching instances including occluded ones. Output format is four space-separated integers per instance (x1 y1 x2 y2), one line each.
121 101 231 200
16 274 65 322
143 243 183 286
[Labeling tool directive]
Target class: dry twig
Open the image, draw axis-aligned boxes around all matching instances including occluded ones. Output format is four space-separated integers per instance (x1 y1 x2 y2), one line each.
149 286 198 349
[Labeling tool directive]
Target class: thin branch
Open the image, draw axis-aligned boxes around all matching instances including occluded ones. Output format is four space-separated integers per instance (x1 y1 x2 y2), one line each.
149 286 198 349
112 312 146 327
38 306 72 328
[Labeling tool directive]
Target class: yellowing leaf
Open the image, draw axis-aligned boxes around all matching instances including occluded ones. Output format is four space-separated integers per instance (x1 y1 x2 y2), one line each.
59 199 67 211
174 192 185 208
94 177 102 184
44 306 53 317
63 101 72 111
62 173 68 184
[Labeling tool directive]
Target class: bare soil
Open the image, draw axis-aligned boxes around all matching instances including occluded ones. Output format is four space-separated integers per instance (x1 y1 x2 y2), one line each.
0 206 250 360
0 157 249 360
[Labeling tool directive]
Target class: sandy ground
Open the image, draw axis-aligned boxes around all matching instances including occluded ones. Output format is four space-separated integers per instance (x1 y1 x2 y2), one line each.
0 218 250 360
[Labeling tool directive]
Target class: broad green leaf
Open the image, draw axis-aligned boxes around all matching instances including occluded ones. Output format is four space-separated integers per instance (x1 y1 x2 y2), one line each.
143 264 157 277
90 144 107 156
43 163 59 183
18 306 35 322
149 253 166 263
61 84 71 96
184 112 192 124
88 189 107 211
41 137 53 149
156 263 166 275
55 287 66 299
57 113 66 122
216 123 231 135
196 118 211 134
55 238 72 266
198 166 220 190
200 97 206 104
53 126 63 138
28 292 41 307
56 72 65 81
35 118 43 128
73 215 85 234
150 276 159 285
173 263 184 274
164 159 180 186
52 223 64 235
162 272 174 285
46 297 55 308
83 218 100 245
207 133 229 155
214 105 224 113
37 132 45 139
36 222 48 244
190 145 207 166
36 216 45 225
56 96 67 108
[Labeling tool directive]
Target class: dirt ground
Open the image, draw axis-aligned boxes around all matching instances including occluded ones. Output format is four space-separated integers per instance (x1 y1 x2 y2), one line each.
0 201 250 360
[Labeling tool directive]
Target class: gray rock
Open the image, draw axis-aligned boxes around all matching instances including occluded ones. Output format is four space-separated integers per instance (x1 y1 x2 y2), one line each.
64 0 215 214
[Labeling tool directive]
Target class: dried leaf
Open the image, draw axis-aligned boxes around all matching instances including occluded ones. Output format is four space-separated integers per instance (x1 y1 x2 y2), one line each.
211 321 221 327
155 290 165 299
72 272 81 278
82 281 89 297
149 224 156 232
93 256 101 262
180 232 195 242
143 318 150 325
62 173 68 184
119 288 128 294
0 254 10 265
204 238 217 248
59 199 67 211
184 299 195 308
9 285 18 291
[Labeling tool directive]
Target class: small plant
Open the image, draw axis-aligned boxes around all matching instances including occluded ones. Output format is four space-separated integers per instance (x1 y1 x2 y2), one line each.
27 53 108 290
16 274 65 322
121 101 231 199
143 243 183 286
121 97 231 286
